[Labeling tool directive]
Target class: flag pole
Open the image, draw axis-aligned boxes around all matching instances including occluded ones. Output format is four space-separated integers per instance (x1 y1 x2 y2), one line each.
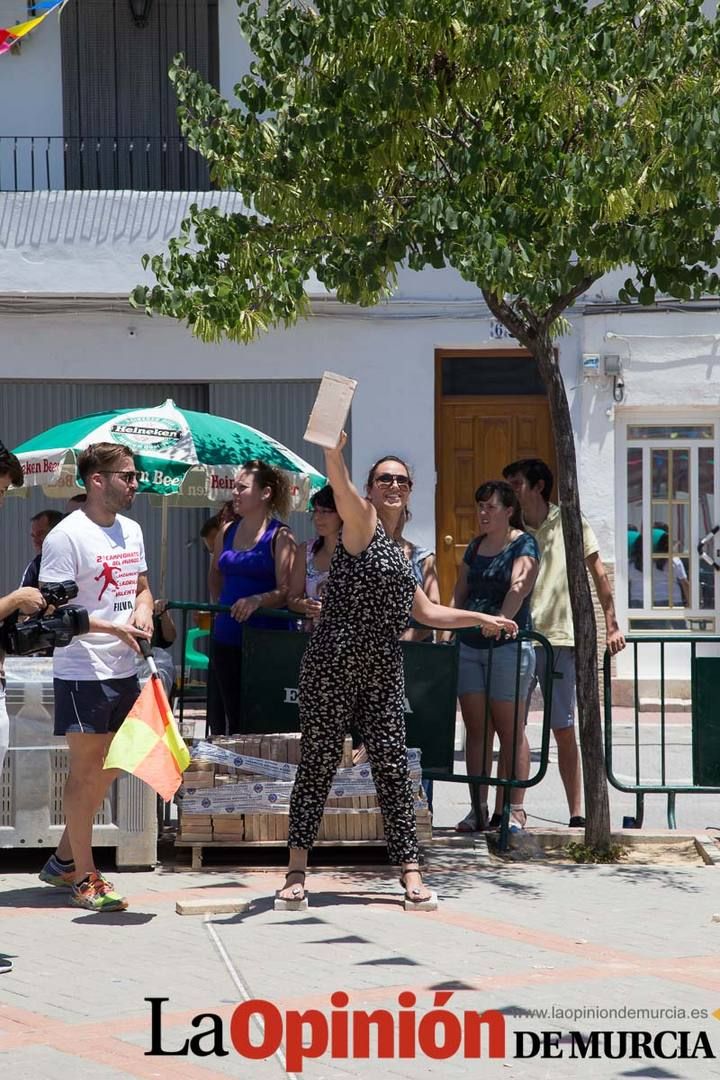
139 637 158 677
159 498 168 597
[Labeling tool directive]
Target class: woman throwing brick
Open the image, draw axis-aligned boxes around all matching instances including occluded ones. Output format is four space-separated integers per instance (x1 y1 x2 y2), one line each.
278 434 518 909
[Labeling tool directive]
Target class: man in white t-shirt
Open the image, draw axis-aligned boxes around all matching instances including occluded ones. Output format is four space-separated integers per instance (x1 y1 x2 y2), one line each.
0 441 46 972
38 442 152 913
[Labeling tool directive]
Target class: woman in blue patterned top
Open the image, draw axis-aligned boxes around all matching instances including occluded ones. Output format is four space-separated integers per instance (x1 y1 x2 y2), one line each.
450 480 540 834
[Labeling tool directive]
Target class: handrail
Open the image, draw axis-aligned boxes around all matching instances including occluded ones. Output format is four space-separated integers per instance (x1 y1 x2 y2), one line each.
603 635 720 829
0 135 212 193
166 600 556 850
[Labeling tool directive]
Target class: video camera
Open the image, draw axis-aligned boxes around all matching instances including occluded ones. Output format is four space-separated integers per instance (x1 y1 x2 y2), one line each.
0 580 89 656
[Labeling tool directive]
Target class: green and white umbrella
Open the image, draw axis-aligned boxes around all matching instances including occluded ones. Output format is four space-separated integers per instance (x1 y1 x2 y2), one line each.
13 398 325 505
12 398 326 590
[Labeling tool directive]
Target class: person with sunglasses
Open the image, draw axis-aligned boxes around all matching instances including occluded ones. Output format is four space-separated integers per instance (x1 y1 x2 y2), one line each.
353 455 440 795
277 434 518 910
288 485 341 631
366 456 441 641
37 442 152 913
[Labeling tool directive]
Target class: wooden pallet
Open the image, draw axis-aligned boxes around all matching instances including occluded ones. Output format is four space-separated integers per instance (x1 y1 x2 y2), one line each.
175 837 391 870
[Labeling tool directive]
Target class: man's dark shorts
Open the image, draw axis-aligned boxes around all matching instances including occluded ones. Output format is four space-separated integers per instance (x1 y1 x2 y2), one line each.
53 676 141 736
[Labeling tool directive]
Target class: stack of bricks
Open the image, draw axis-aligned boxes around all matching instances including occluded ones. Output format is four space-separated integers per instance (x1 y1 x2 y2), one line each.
178 733 432 845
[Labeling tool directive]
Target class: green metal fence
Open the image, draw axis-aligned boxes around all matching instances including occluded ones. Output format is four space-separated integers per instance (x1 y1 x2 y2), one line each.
238 627 460 775
603 635 720 828
168 601 555 847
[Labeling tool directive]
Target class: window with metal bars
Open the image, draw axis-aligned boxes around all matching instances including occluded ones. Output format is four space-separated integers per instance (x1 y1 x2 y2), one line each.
625 423 716 633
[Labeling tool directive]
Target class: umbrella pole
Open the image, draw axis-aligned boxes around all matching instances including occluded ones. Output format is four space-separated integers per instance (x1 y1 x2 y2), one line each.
159 498 168 598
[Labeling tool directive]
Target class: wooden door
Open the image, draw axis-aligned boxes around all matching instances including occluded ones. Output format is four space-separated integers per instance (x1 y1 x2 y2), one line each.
436 396 556 601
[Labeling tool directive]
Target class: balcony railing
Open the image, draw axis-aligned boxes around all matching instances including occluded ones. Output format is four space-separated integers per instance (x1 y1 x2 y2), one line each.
0 136 213 192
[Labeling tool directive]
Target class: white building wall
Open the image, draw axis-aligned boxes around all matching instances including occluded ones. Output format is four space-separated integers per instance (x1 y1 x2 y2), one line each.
0 188 584 560
0 2 63 137
4 192 719 574
0 299 585 556
580 309 720 551
217 0 253 104
3 191 657 564
0 190 249 292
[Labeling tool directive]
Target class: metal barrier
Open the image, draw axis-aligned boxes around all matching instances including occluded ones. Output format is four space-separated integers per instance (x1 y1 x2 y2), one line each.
167 602 555 849
0 135 211 192
603 635 720 828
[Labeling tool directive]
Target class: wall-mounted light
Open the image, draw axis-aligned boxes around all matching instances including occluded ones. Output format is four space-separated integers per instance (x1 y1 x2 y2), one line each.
128 0 154 28
603 354 625 403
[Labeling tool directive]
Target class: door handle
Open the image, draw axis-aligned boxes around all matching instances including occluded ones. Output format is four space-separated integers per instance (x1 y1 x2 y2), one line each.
443 535 454 547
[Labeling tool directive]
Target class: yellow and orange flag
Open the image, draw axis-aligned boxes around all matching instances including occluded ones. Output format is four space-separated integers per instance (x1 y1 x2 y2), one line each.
0 1 67 57
104 677 190 802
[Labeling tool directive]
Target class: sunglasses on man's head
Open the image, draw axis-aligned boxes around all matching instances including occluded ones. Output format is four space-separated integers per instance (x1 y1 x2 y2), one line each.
374 472 412 490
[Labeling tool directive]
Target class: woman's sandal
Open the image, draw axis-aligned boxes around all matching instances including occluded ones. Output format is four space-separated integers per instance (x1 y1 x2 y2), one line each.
399 866 438 911
509 806 527 833
274 870 308 909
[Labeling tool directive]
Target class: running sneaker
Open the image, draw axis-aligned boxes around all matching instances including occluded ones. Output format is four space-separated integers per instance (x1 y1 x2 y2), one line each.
38 854 76 889
71 872 128 912
0 956 12 975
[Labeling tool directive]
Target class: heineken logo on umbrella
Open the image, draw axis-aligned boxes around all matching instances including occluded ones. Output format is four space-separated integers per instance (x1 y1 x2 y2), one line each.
110 415 184 453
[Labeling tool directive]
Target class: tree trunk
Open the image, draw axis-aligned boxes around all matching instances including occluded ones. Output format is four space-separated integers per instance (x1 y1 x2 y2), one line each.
533 333 612 849
481 286 611 850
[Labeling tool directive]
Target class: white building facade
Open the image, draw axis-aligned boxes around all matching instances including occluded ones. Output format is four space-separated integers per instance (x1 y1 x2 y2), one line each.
1 0 718 693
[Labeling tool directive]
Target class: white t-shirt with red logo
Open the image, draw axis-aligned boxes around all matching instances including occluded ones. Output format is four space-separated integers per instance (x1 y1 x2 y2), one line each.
40 510 147 680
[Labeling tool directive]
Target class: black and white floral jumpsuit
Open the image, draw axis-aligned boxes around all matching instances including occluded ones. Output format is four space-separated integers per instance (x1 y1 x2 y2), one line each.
288 522 420 865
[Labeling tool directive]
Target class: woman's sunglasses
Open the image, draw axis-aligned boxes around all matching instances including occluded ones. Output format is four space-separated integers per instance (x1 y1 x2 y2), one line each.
374 472 412 490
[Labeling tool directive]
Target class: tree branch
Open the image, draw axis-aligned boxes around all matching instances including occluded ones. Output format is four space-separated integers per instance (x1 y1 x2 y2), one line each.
541 272 601 330
456 101 484 134
482 289 536 349
417 125 459 183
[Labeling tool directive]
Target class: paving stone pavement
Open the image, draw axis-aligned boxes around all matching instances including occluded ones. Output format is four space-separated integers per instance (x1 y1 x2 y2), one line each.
2 710 720 1080
1 833 720 1079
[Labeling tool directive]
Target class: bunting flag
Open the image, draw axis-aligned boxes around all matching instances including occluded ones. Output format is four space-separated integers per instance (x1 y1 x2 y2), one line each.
0 0 66 57
104 676 191 802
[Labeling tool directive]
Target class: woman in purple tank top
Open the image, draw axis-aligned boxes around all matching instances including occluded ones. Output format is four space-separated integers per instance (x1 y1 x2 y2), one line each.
209 459 296 734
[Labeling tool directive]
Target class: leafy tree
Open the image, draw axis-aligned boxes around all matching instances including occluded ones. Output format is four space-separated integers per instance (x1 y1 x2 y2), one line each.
132 0 720 848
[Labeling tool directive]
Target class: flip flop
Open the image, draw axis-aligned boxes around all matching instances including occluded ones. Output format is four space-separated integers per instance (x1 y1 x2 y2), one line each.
399 868 438 911
276 870 306 901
